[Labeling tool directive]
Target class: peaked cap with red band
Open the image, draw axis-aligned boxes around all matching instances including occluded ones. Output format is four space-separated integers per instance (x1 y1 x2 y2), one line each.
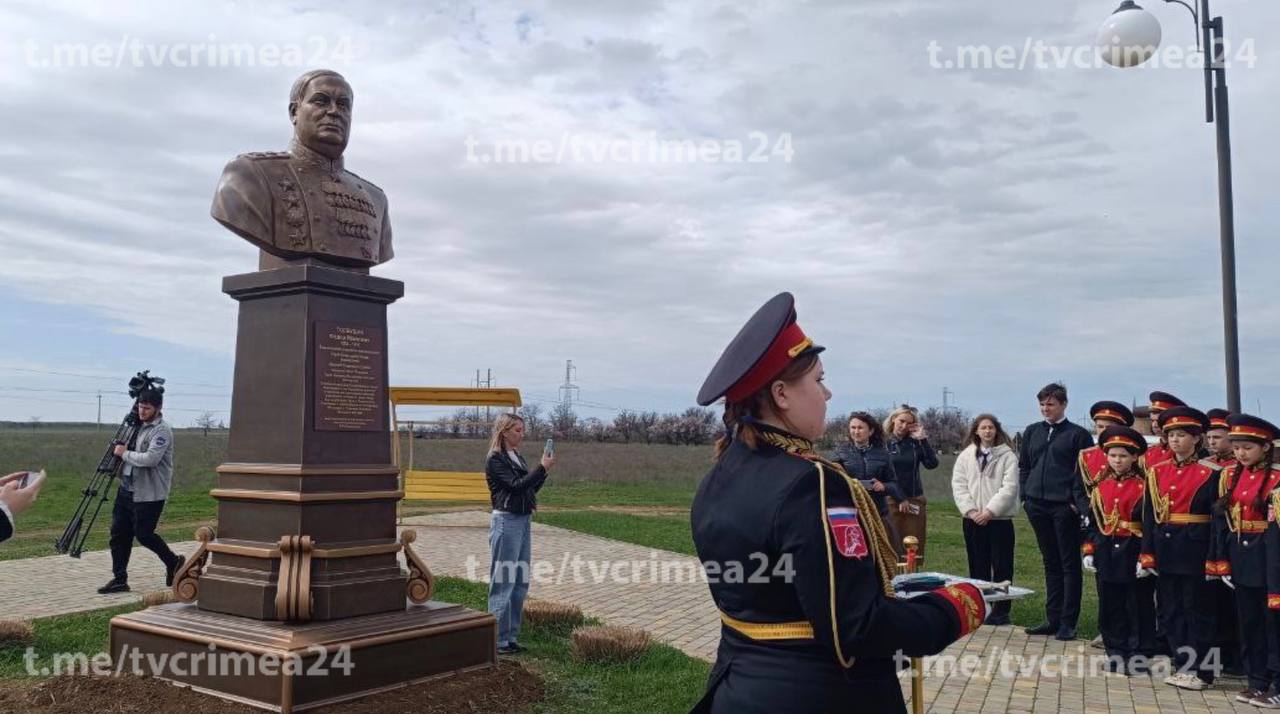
1206 408 1232 431
1149 391 1186 414
1090 400 1134 427
1156 406 1209 434
1227 413 1280 443
1099 424 1147 455
697 292 824 406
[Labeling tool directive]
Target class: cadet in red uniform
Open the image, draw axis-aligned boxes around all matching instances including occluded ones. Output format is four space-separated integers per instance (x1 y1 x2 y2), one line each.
1206 409 1237 469
1077 401 1135 513
1081 425 1148 674
1140 406 1223 690
689 293 986 714
1144 391 1187 469
1220 414 1280 707
1203 407 1242 679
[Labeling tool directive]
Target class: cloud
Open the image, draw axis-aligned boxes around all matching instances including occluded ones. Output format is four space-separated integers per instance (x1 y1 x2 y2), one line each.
1 0 1278 424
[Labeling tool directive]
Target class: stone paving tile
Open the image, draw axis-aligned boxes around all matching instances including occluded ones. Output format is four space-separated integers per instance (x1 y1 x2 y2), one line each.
0 509 1266 713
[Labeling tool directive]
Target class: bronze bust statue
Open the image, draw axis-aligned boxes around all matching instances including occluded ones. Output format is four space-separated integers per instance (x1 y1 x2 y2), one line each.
212 69 393 268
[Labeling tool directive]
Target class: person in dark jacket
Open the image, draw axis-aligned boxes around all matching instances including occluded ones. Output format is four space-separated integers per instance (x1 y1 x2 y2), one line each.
884 405 940 560
829 412 904 553
484 412 555 655
689 292 986 714
1019 382 1093 641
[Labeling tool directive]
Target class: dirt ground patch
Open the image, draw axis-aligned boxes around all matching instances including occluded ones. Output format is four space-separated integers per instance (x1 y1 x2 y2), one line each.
0 660 543 713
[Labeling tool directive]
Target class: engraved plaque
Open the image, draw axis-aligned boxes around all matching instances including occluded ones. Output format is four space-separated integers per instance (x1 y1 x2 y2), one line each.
314 321 385 431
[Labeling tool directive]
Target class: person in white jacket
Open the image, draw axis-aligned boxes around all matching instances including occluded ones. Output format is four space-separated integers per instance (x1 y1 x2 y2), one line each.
952 413 1020 625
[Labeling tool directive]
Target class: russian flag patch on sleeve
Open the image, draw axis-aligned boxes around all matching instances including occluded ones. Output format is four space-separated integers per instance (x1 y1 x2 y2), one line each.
827 507 868 559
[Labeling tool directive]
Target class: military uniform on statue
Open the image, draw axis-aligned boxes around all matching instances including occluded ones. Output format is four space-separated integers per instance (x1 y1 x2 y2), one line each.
1140 407 1223 691
689 293 987 714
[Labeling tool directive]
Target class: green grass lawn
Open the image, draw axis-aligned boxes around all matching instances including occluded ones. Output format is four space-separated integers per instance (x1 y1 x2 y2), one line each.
0 577 710 713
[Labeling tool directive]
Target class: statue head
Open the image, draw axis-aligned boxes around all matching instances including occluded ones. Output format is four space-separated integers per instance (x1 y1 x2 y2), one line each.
288 69 352 160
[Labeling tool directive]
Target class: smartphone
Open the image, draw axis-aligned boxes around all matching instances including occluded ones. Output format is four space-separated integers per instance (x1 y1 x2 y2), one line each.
19 470 45 488
544 438 555 458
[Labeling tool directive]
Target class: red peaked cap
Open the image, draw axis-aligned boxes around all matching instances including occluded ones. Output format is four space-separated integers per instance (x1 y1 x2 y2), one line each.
697 293 825 407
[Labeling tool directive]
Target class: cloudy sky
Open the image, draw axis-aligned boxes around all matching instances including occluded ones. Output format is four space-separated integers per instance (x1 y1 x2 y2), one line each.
1 0 1277 429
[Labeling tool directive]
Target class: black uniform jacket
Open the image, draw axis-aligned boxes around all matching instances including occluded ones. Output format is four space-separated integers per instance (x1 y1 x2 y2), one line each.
1210 463 1280 588
690 426 979 714
1140 456 1223 576
1082 468 1145 583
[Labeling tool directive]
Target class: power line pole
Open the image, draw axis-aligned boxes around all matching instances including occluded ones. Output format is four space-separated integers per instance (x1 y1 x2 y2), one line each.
97 391 102 430
559 360 579 407
942 387 955 413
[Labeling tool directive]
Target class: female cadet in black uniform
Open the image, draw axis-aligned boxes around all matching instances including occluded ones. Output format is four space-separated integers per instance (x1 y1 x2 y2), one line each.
1139 406 1224 691
690 293 986 714
1080 425 1147 674
1214 414 1280 707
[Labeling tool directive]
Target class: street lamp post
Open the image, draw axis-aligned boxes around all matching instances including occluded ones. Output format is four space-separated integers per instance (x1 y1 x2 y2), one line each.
1097 0 1241 412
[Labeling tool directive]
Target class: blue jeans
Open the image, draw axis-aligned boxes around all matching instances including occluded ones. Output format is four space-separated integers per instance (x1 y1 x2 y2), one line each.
487 512 532 646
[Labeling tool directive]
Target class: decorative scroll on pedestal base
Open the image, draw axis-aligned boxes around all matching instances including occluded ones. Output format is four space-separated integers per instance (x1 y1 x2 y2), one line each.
400 529 436 604
275 535 315 622
172 526 215 603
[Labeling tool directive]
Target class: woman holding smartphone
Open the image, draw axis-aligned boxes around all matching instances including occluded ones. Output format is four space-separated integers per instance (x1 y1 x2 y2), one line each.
830 412 904 553
484 413 555 655
884 405 940 560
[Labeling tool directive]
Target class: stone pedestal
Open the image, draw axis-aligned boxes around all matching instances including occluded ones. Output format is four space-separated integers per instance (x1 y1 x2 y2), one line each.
110 602 497 712
196 263 406 621
108 261 497 712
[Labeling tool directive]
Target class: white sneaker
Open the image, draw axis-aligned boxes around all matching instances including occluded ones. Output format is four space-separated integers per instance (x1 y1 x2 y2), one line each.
1171 674 1210 691
1163 673 1184 687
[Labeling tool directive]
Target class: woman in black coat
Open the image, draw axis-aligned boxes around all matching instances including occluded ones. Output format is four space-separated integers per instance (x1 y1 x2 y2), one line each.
829 412 904 553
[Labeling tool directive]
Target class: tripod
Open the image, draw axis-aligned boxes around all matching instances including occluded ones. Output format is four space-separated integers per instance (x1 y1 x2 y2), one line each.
54 406 142 558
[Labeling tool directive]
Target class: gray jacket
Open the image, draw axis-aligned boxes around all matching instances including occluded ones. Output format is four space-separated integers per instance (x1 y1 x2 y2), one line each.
121 417 174 502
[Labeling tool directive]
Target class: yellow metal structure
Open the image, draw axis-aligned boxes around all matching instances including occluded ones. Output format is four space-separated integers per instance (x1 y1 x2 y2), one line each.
389 387 523 519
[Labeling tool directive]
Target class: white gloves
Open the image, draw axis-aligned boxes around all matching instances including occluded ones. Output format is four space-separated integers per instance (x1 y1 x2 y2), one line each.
1222 575 1235 590
1082 555 1096 572
1136 562 1156 578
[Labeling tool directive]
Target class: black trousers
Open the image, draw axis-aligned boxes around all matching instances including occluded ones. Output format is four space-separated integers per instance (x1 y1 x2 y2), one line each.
1024 498 1082 627
1213 580 1241 672
1236 585 1277 692
109 485 177 581
962 518 1014 617
1134 576 1161 656
1157 573 1217 683
1097 579 1138 659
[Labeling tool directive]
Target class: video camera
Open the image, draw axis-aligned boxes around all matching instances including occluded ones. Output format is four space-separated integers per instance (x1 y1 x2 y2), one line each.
128 370 165 399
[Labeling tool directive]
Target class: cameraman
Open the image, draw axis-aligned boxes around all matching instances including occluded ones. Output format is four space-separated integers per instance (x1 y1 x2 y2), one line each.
98 388 184 594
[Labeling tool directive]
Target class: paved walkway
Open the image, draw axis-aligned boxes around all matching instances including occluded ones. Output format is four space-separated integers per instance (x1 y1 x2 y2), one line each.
0 511 1260 712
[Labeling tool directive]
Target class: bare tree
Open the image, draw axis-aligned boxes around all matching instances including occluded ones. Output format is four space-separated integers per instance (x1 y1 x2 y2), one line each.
518 403 544 440
550 402 579 439
194 411 218 436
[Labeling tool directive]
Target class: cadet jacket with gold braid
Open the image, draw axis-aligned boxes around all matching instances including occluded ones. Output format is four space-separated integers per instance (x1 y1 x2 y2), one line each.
1075 445 1109 517
1082 467 1145 583
1210 463 1280 588
689 424 984 713
1139 456 1223 575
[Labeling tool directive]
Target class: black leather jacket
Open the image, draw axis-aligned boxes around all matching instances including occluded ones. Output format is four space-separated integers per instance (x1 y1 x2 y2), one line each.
828 442 903 514
486 450 548 515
